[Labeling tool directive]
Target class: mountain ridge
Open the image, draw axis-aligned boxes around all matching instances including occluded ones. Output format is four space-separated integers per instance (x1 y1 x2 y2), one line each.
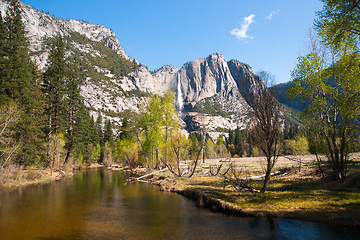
0 0 294 138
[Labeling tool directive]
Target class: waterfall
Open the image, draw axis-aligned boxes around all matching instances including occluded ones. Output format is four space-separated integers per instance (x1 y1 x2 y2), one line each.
177 72 184 114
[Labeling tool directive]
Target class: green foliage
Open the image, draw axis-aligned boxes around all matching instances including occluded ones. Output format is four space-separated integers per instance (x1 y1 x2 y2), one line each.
118 117 132 141
188 132 202 159
159 129 190 176
226 128 253 157
116 138 139 170
103 119 113 144
315 0 360 48
1 0 33 102
43 36 66 135
214 137 229 158
92 142 101 163
137 91 179 168
289 35 360 179
102 141 113 166
65 31 138 80
0 1 46 166
193 96 232 117
283 126 300 140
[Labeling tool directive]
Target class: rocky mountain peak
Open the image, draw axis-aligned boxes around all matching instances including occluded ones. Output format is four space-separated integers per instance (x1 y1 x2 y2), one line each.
0 0 136 69
227 59 264 105
1 1 270 137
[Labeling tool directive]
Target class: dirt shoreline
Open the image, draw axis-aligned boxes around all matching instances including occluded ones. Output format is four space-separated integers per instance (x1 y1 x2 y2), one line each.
0 163 103 191
148 176 360 228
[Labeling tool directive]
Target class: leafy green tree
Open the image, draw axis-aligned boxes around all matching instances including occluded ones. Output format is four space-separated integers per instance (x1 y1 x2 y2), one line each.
160 130 189 177
204 137 216 159
215 137 228 158
288 38 360 179
315 0 360 48
188 132 201 162
137 91 179 169
92 142 102 163
138 95 163 167
116 138 139 172
160 91 178 163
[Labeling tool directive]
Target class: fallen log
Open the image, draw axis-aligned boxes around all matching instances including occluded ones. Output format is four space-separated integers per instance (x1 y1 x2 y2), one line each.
136 167 169 181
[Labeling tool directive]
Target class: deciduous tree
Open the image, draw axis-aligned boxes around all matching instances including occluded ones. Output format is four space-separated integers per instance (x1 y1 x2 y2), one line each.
315 0 360 48
251 71 281 193
289 38 360 179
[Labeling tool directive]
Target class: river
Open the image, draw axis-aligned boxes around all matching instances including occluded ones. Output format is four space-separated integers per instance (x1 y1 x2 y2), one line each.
0 168 358 240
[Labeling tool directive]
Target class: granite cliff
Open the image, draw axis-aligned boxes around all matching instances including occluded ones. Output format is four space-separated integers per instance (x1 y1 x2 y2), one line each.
0 0 271 138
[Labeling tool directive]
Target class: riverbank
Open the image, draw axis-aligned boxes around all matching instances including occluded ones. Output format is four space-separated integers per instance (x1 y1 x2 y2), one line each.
143 154 360 228
0 163 103 191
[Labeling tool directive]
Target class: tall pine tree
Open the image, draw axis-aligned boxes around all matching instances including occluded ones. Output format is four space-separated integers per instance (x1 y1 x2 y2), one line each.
43 36 66 171
1 0 32 102
0 1 46 165
0 11 7 92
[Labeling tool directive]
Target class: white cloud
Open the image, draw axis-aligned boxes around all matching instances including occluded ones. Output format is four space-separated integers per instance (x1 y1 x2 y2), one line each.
230 14 255 41
266 10 280 20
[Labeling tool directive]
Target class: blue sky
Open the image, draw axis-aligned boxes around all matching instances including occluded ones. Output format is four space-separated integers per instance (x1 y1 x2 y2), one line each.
22 0 324 83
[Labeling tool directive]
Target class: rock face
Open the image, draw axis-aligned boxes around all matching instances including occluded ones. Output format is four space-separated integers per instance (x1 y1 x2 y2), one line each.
1 1 267 137
179 53 251 112
128 65 178 95
181 54 237 102
227 60 264 106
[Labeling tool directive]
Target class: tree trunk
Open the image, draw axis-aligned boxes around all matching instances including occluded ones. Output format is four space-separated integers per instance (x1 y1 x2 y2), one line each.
53 134 58 170
63 142 72 166
260 165 272 193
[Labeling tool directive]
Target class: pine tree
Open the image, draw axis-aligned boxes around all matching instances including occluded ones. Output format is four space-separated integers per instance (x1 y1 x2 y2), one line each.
0 11 7 92
1 0 33 102
16 62 46 165
103 119 113 144
72 105 94 162
0 1 46 166
95 113 103 144
43 36 66 171
63 68 82 165
119 117 131 140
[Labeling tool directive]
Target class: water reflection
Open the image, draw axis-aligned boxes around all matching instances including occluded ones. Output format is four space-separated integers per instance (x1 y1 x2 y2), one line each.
0 168 358 240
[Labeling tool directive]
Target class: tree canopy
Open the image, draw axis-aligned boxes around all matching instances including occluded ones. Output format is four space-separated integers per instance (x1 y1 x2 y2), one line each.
315 0 360 47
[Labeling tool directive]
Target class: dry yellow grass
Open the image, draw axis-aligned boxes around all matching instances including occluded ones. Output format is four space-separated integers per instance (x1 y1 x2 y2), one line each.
153 153 360 226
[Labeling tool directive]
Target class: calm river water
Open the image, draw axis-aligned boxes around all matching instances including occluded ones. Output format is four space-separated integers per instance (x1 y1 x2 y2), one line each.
0 168 358 240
